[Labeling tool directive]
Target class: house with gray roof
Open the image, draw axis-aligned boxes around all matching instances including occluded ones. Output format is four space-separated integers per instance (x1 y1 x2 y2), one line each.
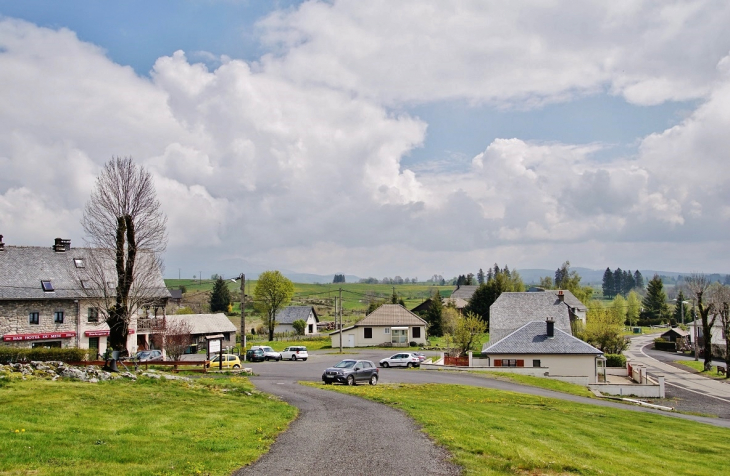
482 319 604 384
164 313 237 350
274 306 319 336
451 285 478 301
330 304 427 348
0 235 169 356
488 290 587 346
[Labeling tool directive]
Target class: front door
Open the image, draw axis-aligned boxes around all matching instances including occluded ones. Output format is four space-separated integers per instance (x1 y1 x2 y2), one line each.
347 334 355 347
88 337 99 359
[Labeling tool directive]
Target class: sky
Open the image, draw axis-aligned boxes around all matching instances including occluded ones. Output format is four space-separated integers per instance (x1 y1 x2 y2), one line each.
1 1 730 280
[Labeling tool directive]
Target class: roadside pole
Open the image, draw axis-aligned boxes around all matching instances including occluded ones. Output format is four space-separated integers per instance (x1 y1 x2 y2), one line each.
240 274 246 361
339 287 343 354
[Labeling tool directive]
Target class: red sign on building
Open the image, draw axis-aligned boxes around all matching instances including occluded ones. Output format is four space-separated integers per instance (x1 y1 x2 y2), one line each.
2 332 77 342
84 330 110 337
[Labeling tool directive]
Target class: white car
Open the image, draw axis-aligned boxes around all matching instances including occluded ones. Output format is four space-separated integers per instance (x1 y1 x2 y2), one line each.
250 345 282 361
379 352 421 368
281 346 309 361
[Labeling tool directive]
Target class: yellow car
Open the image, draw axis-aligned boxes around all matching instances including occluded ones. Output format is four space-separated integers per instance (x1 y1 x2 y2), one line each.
206 354 242 369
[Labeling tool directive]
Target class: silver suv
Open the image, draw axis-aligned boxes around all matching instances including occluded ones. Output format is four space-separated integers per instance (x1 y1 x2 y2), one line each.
281 346 308 361
250 345 282 361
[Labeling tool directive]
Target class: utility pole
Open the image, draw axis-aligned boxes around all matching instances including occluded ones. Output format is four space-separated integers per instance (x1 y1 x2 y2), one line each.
339 287 343 353
240 274 246 360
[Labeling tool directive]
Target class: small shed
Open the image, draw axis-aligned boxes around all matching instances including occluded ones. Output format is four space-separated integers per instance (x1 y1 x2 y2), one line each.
660 327 689 343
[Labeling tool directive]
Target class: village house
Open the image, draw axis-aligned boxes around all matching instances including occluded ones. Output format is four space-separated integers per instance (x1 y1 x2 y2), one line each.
274 306 319 336
0 235 170 357
330 304 427 348
164 313 237 352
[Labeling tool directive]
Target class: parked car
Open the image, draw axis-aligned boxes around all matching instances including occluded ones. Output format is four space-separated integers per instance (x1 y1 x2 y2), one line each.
322 359 378 386
246 348 265 362
379 353 421 368
411 352 426 363
281 346 308 361
134 350 163 362
206 353 241 369
250 345 282 361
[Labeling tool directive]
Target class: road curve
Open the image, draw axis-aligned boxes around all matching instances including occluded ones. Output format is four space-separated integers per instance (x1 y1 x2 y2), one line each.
232 377 460 476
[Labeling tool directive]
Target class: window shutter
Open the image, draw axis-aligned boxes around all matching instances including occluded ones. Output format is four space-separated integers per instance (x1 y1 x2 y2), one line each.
517 360 524 367
494 359 502 367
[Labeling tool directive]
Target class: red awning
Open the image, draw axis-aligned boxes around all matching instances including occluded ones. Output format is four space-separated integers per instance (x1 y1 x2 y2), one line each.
85 330 110 337
2 332 77 342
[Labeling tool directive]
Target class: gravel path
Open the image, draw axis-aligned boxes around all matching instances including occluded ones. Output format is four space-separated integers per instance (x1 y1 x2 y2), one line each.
232 378 460 475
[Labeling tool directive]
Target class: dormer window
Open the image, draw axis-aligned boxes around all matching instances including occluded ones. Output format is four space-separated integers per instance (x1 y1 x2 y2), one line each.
41 280 54 292
73 258 85 268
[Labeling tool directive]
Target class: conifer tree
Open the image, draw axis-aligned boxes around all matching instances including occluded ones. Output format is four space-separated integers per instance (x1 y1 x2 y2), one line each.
641 274 670 322
602 267 614 298
209 276 232 313
425 289 444 337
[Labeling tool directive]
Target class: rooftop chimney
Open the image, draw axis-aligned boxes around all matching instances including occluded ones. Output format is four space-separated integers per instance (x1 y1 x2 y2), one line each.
0 234 4 252
546 318 555 338
53 238 71 252
557 290 565 302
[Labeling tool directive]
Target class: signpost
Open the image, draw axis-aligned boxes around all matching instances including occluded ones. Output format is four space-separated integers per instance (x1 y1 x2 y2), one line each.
206 335 224 370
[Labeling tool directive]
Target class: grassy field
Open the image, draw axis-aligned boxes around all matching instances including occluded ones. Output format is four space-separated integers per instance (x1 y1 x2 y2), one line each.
310 382 729 475
0 377 296 475
674 360 729 380
165 279 453 322
471 371 595 398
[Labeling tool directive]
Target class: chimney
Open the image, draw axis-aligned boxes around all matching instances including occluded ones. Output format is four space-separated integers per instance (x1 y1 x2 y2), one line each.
0 234 4 252
546 318 555 338
53 238 71 252
557 290 564 302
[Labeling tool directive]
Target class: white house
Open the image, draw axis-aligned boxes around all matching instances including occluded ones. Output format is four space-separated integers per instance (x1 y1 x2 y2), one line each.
330 304 427 348
274 306 319 336
482 319 604 385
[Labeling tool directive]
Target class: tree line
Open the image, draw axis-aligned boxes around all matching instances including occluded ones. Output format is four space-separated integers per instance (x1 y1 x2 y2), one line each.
602 268 644 298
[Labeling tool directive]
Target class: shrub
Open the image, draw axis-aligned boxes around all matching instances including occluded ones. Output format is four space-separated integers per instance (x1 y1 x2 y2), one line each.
409 341 418 347
605 354 626 368
653 340 677 352
0 347 87 363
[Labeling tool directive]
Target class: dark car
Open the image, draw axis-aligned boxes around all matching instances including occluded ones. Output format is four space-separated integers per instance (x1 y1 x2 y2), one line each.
134 350 163 362
322 359 378 386
246 348 265 362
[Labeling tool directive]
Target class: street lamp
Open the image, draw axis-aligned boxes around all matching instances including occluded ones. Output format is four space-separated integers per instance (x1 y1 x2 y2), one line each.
673 298 689 326
231 274 246 361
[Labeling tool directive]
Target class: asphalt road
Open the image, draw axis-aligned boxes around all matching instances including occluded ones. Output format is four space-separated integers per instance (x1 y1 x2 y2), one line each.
233 348 730 474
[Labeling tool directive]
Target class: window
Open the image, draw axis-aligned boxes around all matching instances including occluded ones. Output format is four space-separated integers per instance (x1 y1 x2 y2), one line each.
412 327 421 338
41 280 54 292
73 258 85 268
29 312 40 325
364 327 373 339
54 311 64 324
497 359 524 367
384 328 390 334
88 308 99 323
533 359 541 368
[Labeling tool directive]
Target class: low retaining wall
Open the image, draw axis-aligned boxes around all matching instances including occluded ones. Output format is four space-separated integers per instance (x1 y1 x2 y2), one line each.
589 375 665 398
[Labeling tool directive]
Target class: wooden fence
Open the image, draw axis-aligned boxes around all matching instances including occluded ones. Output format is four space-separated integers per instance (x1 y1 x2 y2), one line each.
444 355 469 366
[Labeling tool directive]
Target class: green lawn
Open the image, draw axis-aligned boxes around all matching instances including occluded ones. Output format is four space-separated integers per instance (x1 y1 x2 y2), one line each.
674 360 729 380
0 377 296 475
471 371 595 398
310 382 729 475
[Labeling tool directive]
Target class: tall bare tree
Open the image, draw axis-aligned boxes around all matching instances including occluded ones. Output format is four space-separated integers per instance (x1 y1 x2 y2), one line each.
159 318 194 361
685 273 716 369
81 157 168 353
709 284 730 378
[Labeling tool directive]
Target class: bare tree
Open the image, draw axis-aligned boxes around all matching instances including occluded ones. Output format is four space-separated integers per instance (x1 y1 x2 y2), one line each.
80 157 168 353
709 284 730 378
685 273 716 369
160 318 194 361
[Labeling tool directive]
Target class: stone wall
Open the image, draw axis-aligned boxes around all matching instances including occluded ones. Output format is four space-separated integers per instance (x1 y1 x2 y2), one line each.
1 299 80 348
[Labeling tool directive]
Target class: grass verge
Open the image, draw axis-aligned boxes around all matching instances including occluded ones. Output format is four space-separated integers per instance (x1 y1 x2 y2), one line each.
469 371 595 398
0 376 296 475
307 381 729 475
674 360 729 380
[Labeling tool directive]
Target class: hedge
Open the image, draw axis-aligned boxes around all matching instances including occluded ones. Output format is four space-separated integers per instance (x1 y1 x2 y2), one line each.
605 354 626 368
0 347 88 364
653 340 677 352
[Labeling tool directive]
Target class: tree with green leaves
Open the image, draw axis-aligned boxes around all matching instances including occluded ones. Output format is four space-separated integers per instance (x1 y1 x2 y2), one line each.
578 300 628 353
641 274 670 323
685 273 717 369
553 261 593 303
254 270 295 341
425 289 444 337
446 311 487 357
464 265 524 326
611 294 626 325
626 291 641 326
633 270 644 290
209 276 232 313
477 268 485 285
673 290 691 325
292 319 306 336
602 267 614 298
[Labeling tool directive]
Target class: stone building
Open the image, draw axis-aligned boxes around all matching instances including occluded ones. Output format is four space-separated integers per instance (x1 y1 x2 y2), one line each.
0 235 170 357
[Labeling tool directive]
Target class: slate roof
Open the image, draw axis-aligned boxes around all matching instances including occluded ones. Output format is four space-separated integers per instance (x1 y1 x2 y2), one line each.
275 306 318 324
661 328 689 338
0 245 169 300
165 313 237 335
484 321 603 355
489 291 584 344
451 285 478 300
356 304 426 327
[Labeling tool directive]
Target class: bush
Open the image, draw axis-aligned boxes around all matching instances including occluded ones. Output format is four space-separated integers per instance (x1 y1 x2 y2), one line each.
605 354 626 368
653 339 677 352
409 341 418 347
0 347 88 363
